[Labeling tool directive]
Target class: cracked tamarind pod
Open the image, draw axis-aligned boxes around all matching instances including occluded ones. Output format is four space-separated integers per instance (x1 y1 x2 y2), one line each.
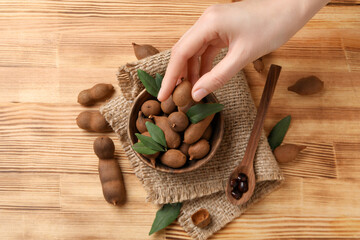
191 208 211 228
253 57 264 73
288 76 324 95
132 42 159 60
274 144 306 163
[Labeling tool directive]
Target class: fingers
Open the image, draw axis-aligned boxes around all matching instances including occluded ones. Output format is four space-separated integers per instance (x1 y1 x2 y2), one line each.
187 56 200 86
157 27 215 102
192 47 247 101
157 55 182 102
180 64 188 81
188 45 221 86
200 45 221 77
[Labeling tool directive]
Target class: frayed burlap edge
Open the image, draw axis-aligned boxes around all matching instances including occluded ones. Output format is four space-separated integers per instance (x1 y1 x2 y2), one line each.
101 90 284 205
100 48 284 240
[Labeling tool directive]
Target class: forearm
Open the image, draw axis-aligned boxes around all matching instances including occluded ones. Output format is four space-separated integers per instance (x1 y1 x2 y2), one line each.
281 0 330 36
232 0 330 54
158 0 330 102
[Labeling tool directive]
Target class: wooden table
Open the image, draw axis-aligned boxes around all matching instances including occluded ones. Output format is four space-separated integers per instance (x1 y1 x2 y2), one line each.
0 0 359 239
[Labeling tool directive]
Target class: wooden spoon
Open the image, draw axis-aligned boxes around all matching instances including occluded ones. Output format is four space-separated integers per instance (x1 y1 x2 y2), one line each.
226 64 282 205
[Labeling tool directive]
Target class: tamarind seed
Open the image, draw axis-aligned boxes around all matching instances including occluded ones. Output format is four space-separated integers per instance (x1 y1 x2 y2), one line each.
230 179 238 188
237 173 248 182
238 181 248 193
231 188 242 200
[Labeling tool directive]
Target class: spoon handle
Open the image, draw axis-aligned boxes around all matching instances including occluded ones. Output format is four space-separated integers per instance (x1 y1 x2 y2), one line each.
242 64 281 166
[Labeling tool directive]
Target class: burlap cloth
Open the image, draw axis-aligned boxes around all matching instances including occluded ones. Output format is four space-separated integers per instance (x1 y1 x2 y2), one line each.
100 49 284 240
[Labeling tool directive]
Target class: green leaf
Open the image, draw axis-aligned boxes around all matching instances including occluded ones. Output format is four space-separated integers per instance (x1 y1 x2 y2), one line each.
135 133 165 152
132 142 158 155
268 115 291 151
137 69 158 97
149 203 182 235
145 121 167 148
155 73 163 91
187 103 224 123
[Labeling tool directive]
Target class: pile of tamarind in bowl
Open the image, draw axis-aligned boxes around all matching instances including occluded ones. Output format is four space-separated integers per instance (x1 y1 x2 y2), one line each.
128 79 224 174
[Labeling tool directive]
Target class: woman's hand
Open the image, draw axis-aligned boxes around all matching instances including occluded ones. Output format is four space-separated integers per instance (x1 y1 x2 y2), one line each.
157 0 329 102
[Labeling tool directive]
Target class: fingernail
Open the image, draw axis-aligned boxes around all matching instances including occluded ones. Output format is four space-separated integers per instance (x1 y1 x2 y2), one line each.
176 78 182 85
192 89 208 102
157 89 164 101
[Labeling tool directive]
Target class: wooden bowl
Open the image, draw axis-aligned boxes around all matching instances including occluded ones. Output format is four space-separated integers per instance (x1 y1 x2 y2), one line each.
127 89 224 173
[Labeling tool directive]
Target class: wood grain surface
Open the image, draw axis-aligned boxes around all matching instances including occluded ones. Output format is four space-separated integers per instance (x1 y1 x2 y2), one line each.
0 0 359 239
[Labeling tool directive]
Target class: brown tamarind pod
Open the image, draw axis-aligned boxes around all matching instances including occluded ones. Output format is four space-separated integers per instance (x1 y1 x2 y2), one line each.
94 137 126 206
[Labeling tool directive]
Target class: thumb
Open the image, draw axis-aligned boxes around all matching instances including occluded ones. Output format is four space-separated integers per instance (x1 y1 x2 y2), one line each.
192 48 248 101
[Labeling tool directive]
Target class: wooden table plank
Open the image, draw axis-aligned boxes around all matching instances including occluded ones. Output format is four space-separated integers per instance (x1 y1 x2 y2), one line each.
167 178 360 239
0 103 134 174
0 173 60 211
334 142 360 180
330 0 360 5
60 174 163 240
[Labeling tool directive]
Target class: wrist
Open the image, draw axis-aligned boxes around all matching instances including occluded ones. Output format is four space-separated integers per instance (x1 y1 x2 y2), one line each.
299 0 330 22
